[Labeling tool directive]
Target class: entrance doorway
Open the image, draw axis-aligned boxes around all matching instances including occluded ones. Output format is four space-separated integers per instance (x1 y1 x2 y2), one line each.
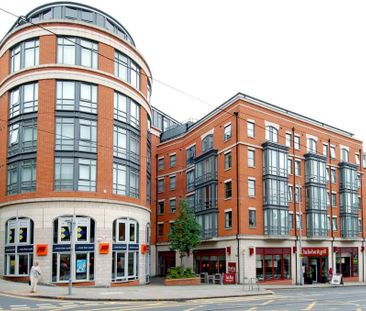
158 251 176 277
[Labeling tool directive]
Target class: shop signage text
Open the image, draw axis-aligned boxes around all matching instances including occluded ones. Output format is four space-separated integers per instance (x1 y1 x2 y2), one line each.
302 247 328 257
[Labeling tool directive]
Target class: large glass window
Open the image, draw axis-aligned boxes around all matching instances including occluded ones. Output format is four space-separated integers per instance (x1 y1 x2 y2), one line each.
256 248 291 281
56 117 97 153
9 83 38 118
266 126 278 143
264 209 289 235
113 126 139 163
7 159 36 194
305 158 326 184
113 163 139 198
10 39 39 73
56 81 97 113
57 37 98 68
307 138 317 154
114 92 140 128
54 158 96 191
263 148 287 177
115 50 140 89
263 179 288 206
8 119 37 156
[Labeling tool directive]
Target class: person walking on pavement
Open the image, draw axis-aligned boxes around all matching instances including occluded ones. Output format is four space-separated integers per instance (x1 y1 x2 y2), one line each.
29 261 42 293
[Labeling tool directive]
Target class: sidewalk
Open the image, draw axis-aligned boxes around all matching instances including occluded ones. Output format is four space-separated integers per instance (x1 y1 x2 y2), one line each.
0 278 271 301
1 278 366 301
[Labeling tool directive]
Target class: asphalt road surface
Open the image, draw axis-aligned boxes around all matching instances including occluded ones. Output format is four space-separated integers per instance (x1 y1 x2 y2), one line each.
0 286 366 310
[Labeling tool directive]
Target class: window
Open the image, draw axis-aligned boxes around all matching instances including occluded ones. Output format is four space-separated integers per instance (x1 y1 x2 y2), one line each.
355 154 360 165
288 159 292 175
56 81 97 113
294 136 300 150
115 50 140 89
295 160 301 176
248 179 256 197
10 39 39 73
186 145 196 166
114 92 140 128
9 83 38 118
224 152 232 169
186 170 195 192
266 126 278 143
249 210 256 228
225 180 232 199
113 126 139 163
289 213 294 229
158 223 164 236
225 210 232 228
170 176 176 190
202 134 213 153
113 163 139 198
158 158 164 170
56 117 97 153
307 138 317 153
224 124 232 141
363 153 366 168
7 160 36 194
332 193 337 206
57 37 98 68
332 217 338 231
248 149 255 167
331 169 336 184
158 179 164 193
295 185 301 202
341 148 349 162
5 218 34 276
330 146 336 159
8 119 37 156
323 144 328 157
170 154 176 168
113 218 138 243
54 158 96 191
158 201 164 214
170 199 176 213
285 133 291 147
288 185 293 202
296 213 302 229
247 121 255 138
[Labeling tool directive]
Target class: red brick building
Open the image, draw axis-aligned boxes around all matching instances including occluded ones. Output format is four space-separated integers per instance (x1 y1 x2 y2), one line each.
0 2 365 286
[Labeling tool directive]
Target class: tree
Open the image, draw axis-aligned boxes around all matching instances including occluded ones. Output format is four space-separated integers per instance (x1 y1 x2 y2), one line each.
168 200 201 266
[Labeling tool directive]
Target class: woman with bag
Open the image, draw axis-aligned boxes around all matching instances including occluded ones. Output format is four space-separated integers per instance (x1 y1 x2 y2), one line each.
29 261 41 293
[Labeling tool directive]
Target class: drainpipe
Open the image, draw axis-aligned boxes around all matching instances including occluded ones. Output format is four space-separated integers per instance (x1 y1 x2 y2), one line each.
292 127 298 285
234 112 241 284
328 139 334 270
155 154 159 276
359 148 364 282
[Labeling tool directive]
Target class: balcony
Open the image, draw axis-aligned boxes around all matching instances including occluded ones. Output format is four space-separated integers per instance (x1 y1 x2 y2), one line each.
195 199 218 211
200 228 218 240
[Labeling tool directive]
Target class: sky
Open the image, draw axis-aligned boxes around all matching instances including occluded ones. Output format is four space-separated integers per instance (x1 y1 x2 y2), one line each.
0 0 365 148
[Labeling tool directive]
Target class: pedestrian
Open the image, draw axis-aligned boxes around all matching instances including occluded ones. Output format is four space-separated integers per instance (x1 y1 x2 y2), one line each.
328 267 333 283
29 261 42 293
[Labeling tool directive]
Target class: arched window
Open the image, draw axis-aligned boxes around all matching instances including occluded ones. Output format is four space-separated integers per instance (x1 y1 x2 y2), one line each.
307 138 317 154
341 148 349 162
52 216 95 283
202 134 213 153
266 126 278 143
112 218 139 282
4 217 34 276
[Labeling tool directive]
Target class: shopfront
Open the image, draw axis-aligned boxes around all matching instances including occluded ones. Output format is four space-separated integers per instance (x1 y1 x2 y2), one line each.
4 218 34 277
111 218 139 282
52 216 95 283
335 247 358 279
255 248 291 282
193 249 226 274
158 251 176 277
302 247 328 283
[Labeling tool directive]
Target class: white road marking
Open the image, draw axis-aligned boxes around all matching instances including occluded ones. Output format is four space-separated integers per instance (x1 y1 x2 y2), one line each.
304 301 317 310
260 299 274 305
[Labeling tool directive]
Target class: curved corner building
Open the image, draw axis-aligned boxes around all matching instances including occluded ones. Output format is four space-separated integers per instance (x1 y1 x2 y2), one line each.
0 2 153 286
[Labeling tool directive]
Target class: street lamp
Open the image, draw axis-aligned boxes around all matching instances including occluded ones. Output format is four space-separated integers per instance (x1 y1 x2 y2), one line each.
65 215 76 295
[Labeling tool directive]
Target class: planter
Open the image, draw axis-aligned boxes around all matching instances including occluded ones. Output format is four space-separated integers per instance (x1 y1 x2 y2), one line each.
164 277 201 286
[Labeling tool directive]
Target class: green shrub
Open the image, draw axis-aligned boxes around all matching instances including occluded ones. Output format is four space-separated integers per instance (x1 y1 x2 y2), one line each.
166 266 196 279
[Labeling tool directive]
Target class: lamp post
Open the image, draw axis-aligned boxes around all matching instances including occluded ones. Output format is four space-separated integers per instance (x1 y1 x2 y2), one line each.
66 215 76 295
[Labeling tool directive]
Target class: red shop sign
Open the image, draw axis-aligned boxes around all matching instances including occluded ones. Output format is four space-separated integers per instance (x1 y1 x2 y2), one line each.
228 262 236 273
302 247 328 257
223 273 236 284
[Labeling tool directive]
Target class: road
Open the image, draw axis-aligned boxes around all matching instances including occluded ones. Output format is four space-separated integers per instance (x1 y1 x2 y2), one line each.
0 286 366 310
